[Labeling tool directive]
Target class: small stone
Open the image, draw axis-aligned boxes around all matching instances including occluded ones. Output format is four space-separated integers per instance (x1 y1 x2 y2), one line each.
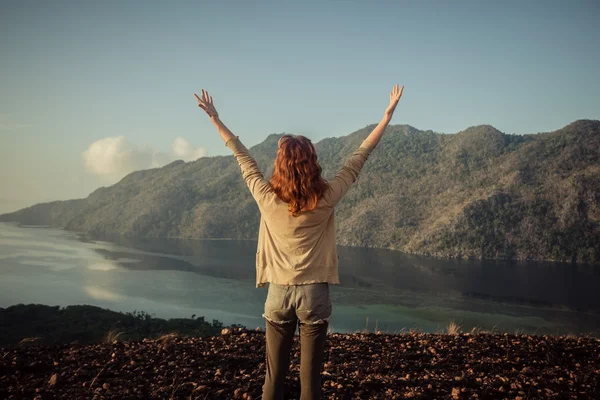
221 328 231 335
48 373 58 387
451 387 461 399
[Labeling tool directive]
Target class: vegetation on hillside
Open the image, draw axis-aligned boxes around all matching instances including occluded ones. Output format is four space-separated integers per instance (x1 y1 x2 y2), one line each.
0 304 240 346
1 120 598 263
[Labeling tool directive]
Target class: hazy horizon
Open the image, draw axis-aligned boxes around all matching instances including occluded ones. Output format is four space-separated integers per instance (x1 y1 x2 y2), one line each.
1 0 599 214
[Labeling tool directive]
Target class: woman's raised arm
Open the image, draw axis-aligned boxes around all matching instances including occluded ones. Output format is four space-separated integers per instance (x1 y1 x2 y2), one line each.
364 84 404 147
194 89 274 206
194 89 237 144
324 84 404 206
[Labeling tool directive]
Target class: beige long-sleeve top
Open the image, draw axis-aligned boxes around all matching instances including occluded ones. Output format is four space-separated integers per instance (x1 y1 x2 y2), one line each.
225 136 375 288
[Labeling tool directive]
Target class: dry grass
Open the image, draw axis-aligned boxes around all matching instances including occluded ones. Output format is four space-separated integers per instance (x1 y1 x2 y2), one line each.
18 337 42 346
447 320 462 335
155 333 180 350
104 330 124 344
514 328 524 336
334 322 600 338
88 356 112 391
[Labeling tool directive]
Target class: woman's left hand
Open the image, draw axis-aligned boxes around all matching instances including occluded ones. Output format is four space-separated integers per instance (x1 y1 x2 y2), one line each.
194 89 219 118
384 84 404 120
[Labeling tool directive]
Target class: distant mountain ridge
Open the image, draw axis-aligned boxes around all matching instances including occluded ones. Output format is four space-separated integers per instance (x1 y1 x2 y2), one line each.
2 120 599 263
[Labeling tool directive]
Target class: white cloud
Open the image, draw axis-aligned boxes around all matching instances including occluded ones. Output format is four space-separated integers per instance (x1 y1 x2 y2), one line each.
82 136 150 177
171 137 208 161
82 136 207 180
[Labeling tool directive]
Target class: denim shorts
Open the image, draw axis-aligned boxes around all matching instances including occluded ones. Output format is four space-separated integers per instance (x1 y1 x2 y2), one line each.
262 282 332 325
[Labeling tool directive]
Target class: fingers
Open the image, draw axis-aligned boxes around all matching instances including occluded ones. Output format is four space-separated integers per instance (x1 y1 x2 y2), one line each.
194 93 206 109
197 89 213 104
391 84 403 99
194 89 218 117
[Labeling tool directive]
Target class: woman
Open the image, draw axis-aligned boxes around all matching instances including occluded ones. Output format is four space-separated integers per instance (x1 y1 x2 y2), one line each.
194 84 404 399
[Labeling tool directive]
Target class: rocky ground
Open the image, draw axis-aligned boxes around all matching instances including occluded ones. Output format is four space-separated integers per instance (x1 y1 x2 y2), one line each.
1 329 599 399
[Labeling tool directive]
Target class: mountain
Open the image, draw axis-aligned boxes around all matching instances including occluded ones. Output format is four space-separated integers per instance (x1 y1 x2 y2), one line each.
2 120 599 263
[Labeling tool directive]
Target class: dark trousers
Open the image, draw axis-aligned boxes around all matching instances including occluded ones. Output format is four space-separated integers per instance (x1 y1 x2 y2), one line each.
261 282 331 399
262 319 328 400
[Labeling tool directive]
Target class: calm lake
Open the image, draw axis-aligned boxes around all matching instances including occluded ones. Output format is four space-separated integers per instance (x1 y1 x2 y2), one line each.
1 221 599 335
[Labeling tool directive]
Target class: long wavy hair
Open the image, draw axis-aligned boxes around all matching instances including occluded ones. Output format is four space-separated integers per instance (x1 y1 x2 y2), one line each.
269 135 329 216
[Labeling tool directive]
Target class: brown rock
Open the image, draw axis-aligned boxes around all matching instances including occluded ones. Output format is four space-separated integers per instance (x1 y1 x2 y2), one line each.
451 387 461 399
47 373 58 387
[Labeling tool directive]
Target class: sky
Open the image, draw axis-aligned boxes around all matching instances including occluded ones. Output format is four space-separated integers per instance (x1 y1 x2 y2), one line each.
1 0 599 213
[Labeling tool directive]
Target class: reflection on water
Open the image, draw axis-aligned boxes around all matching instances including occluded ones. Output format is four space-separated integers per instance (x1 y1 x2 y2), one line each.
86 261 119 271
1 221 599 335
83 285 123 301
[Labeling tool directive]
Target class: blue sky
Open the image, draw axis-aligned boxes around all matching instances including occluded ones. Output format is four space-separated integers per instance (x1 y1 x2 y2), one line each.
1 0 599 212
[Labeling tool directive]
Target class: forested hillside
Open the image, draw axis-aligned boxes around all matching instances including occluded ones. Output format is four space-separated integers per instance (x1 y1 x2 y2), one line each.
2 120 598 263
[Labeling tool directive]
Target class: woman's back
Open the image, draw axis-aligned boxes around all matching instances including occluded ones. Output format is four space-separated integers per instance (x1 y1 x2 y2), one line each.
225 135 375 288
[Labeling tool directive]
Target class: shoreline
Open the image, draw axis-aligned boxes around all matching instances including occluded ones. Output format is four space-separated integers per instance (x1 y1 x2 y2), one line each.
2 303 598 350
5 221 598 266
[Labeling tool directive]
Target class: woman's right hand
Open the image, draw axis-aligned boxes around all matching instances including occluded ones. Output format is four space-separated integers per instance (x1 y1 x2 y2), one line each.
194 89 219 119
384 84 404 120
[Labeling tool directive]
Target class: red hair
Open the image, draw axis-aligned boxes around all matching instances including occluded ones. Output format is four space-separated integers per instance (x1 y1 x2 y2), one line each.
269 135 329 216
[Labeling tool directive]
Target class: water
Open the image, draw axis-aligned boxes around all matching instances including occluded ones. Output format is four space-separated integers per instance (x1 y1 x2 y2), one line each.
1 221 599 335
